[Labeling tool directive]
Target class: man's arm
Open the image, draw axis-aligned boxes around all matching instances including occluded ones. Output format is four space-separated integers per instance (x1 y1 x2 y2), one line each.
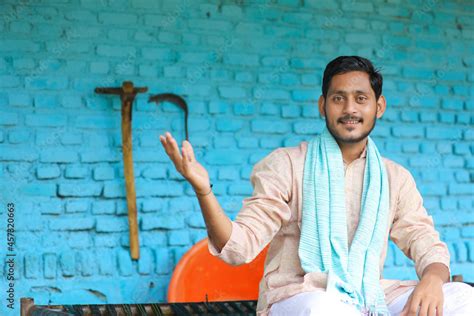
160 132 293 265
195 189 232 252
160 132 232 251
389 166 451 279
390 167 451 316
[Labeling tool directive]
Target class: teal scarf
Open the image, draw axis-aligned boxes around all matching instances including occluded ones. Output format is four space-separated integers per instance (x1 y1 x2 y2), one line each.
298 126 390 315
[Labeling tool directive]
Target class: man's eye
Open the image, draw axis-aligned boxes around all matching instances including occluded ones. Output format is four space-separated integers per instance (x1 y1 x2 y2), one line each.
357 96 367 102
333 96 343 102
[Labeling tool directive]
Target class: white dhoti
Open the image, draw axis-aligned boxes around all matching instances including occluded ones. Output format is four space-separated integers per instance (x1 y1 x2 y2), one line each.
269 282 474 316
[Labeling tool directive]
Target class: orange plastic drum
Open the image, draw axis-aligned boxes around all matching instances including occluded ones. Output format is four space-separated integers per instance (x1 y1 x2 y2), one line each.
167 238 269 302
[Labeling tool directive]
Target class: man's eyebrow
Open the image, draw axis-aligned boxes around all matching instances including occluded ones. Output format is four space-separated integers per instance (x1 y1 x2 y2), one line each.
328 89 370 95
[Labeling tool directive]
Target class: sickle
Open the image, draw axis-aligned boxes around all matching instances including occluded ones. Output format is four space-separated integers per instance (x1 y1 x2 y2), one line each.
148 93 189 141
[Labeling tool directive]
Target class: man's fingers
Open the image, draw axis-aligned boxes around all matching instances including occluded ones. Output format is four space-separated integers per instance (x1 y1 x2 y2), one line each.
437 302 443 316
182 140 195 162
418 299 428 316
161 132 182 164
407 296 421 316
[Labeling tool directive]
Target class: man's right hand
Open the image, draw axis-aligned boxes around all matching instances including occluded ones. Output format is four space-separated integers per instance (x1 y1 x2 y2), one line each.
159 131 211 194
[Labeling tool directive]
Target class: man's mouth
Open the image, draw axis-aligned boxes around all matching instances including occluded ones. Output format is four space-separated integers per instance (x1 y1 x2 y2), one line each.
340 119 361 125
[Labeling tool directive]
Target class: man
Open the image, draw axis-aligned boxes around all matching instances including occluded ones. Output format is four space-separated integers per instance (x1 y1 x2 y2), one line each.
160 56 473 315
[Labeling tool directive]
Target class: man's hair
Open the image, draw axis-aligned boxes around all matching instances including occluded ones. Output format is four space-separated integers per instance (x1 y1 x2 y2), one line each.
322 56 383 100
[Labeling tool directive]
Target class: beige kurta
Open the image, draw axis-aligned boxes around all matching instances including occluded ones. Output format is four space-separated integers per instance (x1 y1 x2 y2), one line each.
209 141 450 316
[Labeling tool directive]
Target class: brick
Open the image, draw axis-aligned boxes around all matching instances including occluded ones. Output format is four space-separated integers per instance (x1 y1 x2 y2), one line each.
168 197 195 212
25 114 67 127
294 122 320 134
36 165 61 179
21 184 56 197
103 181 126 198
391 126 424 138
233 104 255 116
138 248 153 275
168 230 191 246
25 76 68 90
141 48 175 61
93 166 115 180
141 198 164 213
426 127 463 140
49 218 95 231
0 40 39 52
58 183 102 197
228 183 252 195
64 165 88 179
92 201 115 215
453 241 468 262
142 231 167 247
43 253 57 279
66 200 89 213
97 250 114 276
61 133 82 145
188 19 232 32
40 150 77 163
254 88 289 100
0 75 20 88
142 167 166 180
99 12 137 25
461 226 474 238
224 53 259 66
24 253 41 279
154 248 172 274
141 214 184 230
204 150 248 165
281 105 301 118
218 86 246 99
34 95 58 108
117 250 133 276
0 113 19 125
251 120 290 134
9 93 32 107
36 200 62 215
8 130 30 144
77 251 95 276
186 214 205 228
59 251 75 277
96 217 128 232
81 150 120 163
448 184 473 195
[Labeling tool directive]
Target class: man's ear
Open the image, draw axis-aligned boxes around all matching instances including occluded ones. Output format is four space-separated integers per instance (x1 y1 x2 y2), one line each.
376 95 387 119
318 95 326 119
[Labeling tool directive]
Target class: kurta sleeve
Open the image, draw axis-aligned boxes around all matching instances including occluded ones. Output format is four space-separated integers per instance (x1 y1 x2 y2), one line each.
389 166 451 279
208 148 293 266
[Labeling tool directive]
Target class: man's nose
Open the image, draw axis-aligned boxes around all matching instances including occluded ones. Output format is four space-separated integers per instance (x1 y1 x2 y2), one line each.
342 97 358 114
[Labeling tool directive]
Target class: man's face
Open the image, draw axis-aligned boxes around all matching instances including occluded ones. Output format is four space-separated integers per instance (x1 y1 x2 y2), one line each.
318 71 385 145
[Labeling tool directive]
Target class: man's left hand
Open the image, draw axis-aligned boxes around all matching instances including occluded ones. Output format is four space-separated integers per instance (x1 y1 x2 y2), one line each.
400 275 444 316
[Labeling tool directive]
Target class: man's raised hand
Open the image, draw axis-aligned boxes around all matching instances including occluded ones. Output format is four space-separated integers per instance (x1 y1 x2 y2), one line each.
159 132 211 194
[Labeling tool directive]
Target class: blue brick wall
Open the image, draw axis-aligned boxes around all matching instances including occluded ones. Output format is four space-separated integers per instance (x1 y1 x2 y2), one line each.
0 0 473 314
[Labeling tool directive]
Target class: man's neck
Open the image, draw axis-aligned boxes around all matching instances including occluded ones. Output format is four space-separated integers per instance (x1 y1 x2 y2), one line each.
336 138 368 165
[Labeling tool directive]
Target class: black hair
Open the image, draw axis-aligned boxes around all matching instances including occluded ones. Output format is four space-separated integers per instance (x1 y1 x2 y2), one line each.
322 56 383 100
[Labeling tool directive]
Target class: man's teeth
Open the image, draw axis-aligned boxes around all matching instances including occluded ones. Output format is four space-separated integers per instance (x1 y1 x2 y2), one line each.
342 120 359 124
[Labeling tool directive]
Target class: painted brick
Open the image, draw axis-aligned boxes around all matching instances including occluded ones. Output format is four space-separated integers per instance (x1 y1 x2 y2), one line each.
138 248 153 275
117 250 133 276
96 217 128 233
49 217 95 231
0 113 19 126
65 200 89 213
24 253 41 279
35 165 60 179
141 214 185 230
98 250 115 276
59 251 75 277
92 201 115 215
43 253 57 279
58 183 102 197
64 165 89 179
154 248 172 275
141 198 164 213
